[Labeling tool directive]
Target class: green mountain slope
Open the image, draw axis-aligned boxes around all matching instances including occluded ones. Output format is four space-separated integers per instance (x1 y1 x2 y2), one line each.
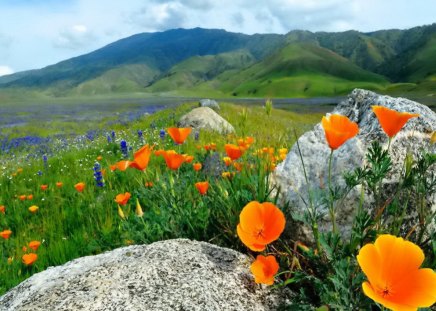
194 43 388 97
145 50 255 94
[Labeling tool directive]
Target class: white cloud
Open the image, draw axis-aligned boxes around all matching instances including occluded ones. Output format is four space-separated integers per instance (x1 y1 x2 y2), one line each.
0 66 14 77
53 24 96 50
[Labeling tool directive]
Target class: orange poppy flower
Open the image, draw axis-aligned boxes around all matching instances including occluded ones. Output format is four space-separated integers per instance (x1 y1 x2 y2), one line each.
56 182 63 188
29 205 39 213
22 253 38 266
19 195 26 201
0 229 12 239
236 201 286 252
195 181 209 195
167 127 192 144
145 181 153 187
110 160 133 172
27 194 33 200
372 106 420 138
0 205 5 214
129 144 153 171
193 163 202 171
74 182 85 192
40 184 48 191
183 155 194 163
357 234 436 310
28 241 41 251
321 114 359 150
22 246 27 252
115 192 131 206
225 144 244 161
250 255 279 285
96 155 103 161
163 152 185 170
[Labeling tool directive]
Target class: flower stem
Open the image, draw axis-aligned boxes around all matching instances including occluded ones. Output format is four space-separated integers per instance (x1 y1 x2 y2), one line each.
328 149 337 233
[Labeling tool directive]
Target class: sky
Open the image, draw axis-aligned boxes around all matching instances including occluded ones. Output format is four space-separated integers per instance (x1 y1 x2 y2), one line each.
0 0 435 76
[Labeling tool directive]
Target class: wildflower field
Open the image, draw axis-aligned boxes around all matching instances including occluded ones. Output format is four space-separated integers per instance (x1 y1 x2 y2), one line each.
0 100 435 310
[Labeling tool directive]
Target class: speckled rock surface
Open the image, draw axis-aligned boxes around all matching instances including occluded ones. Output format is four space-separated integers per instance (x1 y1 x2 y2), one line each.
178 107 235 134
0 239 285 311
199 99 220 110
271 89 436 240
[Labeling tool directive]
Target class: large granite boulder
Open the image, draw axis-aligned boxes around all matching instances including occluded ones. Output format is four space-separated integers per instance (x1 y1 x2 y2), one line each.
271 89 436 240
199 99 220 110
178 107 235 134
0 239 285 311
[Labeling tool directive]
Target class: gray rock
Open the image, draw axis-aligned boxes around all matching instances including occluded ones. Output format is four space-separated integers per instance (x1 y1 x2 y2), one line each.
178 107 235 135
271 89 436 240
199 99 220 110
203 152 227 178
0 239 285 311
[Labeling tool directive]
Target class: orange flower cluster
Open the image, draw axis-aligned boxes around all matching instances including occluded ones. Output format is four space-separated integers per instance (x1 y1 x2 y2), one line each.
357 234 436 310
22 253 38 266
236 201 285 285
0 205 5 214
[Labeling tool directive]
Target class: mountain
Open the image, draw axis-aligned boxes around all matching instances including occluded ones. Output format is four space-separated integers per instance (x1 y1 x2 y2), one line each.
0 25 435 98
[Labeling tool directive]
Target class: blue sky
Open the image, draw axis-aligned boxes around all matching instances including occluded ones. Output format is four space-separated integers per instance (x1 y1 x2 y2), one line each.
0 0 435 76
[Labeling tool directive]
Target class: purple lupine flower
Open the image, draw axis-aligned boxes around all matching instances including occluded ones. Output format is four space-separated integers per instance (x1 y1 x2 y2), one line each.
120 140 128 158
93 162 104 187
159 129 166 140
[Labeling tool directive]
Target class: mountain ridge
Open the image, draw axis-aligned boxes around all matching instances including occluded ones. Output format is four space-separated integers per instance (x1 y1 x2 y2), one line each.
1 25 435 98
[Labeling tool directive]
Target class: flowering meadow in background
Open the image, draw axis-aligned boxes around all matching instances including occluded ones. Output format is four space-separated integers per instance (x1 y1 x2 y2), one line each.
0 101 434 310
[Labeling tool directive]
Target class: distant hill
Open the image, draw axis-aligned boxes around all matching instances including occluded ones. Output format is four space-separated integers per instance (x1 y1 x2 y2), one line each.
0 25 435 98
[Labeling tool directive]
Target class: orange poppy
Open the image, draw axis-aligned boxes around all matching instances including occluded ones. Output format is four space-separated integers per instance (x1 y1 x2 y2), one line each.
96 155 103 161
28 241 41 251
110 160 133 172
225 144 244 161
236 201 285 252
145 181 153 187
22 246 27 252
193 163 202 171
167 127 192 144
115 192 131 206
40 184 48 191
22 253 38 266
74 182 85 192
19 195 26 201
233 162 243 172
0 205 5 214
27 194 33 200
195 181 209 195
129 144 153 171
357 234 436 310
0 229 12 239
183 154 194 163
250 255 279 285
29 205 39 213
372 106 420 138
56 182 63 188
163 152 185 170
321 114 359 150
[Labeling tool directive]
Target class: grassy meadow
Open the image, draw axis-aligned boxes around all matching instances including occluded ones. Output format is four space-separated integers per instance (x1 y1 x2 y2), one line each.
0 101 320 294
0 98 435 310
